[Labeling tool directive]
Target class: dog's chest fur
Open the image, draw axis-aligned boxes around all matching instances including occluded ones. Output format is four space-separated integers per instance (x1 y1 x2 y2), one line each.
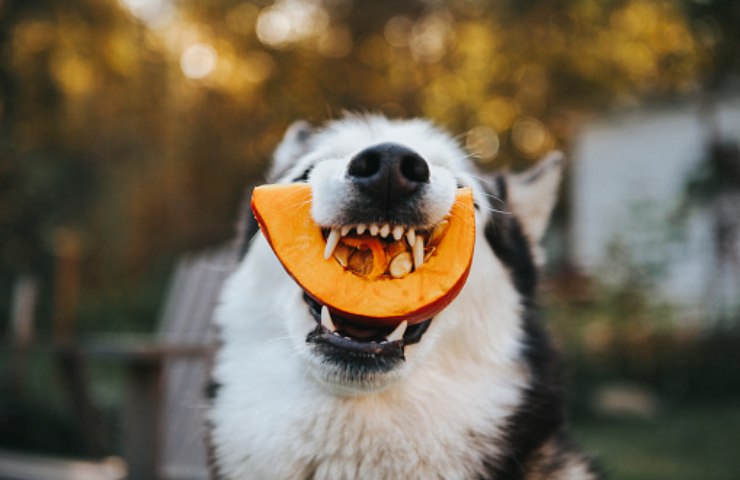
210 235 529 479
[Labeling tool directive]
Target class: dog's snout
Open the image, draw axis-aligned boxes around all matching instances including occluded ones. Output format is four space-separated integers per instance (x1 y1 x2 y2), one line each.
347 143 429 207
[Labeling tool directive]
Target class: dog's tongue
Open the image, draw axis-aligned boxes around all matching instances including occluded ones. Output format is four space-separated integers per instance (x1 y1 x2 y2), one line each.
251 184 476 327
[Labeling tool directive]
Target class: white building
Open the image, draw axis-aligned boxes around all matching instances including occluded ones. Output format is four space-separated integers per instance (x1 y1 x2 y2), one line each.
569 93 740 324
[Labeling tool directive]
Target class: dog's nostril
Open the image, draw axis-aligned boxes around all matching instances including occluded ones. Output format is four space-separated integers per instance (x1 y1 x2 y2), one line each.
348 151 381 178
400 154 429 183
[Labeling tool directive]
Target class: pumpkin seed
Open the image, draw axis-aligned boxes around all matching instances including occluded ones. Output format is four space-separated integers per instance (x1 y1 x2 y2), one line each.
333 243 352 267
428 219 449 247
389 252 413 278
347 249 373 276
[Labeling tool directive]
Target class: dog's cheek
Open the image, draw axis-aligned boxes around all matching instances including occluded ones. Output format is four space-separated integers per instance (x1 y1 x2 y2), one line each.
422 167 457 223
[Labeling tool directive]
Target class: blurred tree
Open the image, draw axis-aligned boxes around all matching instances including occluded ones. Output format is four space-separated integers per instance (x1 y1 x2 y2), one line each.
0 0 734 333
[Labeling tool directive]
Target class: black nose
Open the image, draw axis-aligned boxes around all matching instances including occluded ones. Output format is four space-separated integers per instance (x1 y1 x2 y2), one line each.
347 143 430 209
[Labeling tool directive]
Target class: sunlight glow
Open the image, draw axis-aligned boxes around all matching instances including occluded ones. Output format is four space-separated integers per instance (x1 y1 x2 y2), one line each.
180 44 217 79
256 0 329 48
119 0 174 28
466 126 500 163
511 117 551 158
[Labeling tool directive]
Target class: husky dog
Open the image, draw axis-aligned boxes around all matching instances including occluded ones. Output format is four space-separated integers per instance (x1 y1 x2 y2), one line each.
208 115 601 479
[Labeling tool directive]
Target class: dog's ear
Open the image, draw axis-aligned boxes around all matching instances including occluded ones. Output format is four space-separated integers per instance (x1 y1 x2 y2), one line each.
506 151 563 262
267 120 314 182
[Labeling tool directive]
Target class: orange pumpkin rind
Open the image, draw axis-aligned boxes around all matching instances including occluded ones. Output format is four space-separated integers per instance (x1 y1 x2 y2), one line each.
251 184 475 327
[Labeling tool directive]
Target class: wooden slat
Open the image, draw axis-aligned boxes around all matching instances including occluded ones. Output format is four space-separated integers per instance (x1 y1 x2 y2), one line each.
158 245 238 480
0 449 125 480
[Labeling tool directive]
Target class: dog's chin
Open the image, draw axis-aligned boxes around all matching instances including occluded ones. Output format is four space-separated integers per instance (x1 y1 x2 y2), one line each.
304 357 410 395
297 293 432 394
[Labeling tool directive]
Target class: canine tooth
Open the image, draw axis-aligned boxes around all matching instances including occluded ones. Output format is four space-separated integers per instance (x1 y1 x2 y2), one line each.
380 223 390 238
406 228 416 247
393 225 404 241
386 320 408 342
320 306 337 332
356 223 367 235
341 225 352 237
412 236 425 270
369 223 379 236
324 228 341 259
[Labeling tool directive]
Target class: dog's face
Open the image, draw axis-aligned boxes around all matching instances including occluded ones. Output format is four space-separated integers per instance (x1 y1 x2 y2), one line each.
259 115 561 394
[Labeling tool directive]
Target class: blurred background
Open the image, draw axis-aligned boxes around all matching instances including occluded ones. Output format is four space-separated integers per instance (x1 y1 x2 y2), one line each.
1 0 739 479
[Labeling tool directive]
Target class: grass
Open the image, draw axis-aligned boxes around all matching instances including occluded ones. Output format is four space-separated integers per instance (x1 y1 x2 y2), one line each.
572 403 740 480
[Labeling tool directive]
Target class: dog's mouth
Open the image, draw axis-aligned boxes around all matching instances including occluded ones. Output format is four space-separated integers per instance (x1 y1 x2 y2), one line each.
321 221 449 280
302 220 445 364
303 293 432 362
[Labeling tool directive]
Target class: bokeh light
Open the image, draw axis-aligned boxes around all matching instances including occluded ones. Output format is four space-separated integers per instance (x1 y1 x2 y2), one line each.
119 0 174 28
180 43 217 79
384 16 414 48
318 27 353 58
256 0 329 49
409 13 451 63
465 126 500 163
511 117 552 158
241 51 276 84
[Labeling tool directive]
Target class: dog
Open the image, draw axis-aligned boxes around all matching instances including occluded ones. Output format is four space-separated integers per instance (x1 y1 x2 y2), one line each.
207 115 601 479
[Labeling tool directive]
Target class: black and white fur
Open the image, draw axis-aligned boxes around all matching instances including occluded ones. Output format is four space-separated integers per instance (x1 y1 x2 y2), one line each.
208 115 601 479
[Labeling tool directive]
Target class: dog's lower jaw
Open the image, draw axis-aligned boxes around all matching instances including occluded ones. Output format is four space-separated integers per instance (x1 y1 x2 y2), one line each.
300 328 417 394
304 357 413 396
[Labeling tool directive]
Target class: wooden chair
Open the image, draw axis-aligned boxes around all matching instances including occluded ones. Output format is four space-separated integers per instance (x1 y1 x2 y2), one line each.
3 244 238 480
88 244 238 479
158 244 237 479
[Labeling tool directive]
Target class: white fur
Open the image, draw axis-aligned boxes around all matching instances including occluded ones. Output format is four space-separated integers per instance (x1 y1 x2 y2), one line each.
209 116 554 479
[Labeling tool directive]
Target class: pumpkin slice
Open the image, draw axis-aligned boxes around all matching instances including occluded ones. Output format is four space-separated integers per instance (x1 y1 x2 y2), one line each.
251 184 475 327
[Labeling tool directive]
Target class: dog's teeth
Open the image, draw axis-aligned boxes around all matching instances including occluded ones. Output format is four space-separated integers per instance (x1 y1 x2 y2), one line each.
393 225 404 241
320 306 337 332
341 225 352 237
386 320 408 342
324 228 341 259
380 223 391 238
406 228 416 247
356 224 367 235
369 223 379 236
412 236 425 270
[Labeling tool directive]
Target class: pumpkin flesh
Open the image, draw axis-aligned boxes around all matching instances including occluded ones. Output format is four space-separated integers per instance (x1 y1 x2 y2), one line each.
251 184 475 327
